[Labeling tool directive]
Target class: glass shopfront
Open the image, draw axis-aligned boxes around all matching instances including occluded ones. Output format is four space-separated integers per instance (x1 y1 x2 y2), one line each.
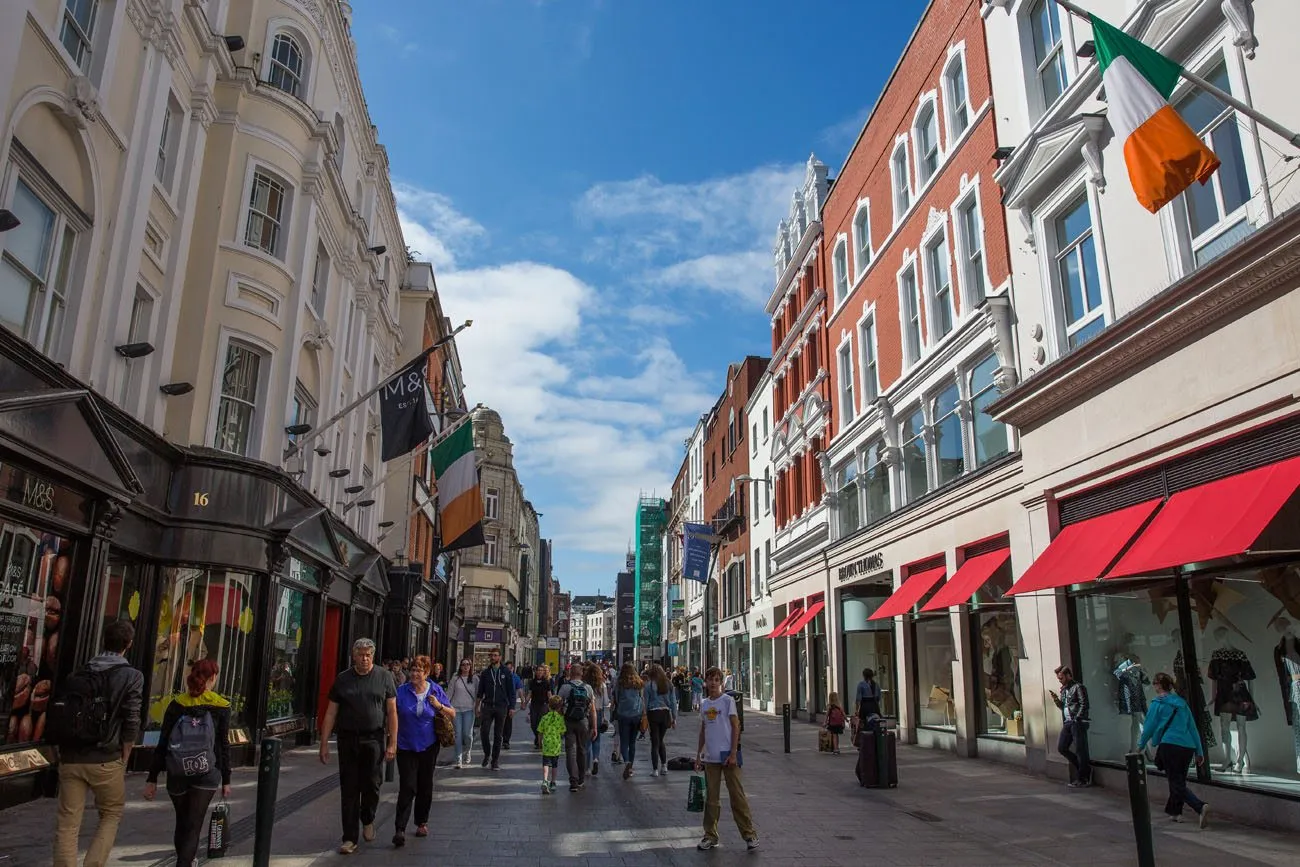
752 637 773 707
969 559 1022 738
96 558 147 639
0 525 73 748
840 583 897 718
147 567 257 741
1075 566 1300 797
268 575 317 723
914 616 956 730
724 633 750 693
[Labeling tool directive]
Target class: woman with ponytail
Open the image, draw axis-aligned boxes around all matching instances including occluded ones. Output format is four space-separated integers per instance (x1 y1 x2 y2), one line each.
144 658 232 867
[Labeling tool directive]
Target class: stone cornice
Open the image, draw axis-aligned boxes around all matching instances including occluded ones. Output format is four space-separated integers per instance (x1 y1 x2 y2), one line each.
988 205 1300 432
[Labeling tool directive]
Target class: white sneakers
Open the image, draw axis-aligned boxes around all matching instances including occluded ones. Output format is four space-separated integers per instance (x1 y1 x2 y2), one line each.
1199 805 1211 829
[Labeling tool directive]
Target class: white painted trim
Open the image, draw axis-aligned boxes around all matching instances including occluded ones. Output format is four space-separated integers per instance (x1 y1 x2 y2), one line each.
206 326 276 460
223 270 285 327
835 330 856 428
941 41 972 145
911 89 943 189
947 173 994 318
855 302 881 406
851 198 873 280
891 135 912 226
919 216 955 347
260 16 317 105
896 250 922 370
235 155 297 263
830 233 850 311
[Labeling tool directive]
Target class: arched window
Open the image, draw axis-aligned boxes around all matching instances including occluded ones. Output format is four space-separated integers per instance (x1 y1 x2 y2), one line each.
268 33 305 97
915 102 940 185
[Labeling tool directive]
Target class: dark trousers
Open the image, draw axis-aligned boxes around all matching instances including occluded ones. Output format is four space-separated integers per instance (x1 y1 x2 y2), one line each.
648 708 671 770
617 718 639 764
503 709 514 746
565 720 591 784
1157 743 1206 817
479 707 508 765
530 701 547 746
1058 720 1092 783
395 744 439 831
168 785 216 867
337 733 384 843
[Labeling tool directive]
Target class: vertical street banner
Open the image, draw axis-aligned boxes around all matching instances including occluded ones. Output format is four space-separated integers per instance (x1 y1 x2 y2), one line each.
682 522 712 584
379 359 434 461
616 571 635 647
633 497 667 649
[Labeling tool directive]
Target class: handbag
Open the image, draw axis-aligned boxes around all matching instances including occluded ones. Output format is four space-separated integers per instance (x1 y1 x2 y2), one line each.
1150 705 1179 771
686 772 706 813
207 800 229 858
434 708 456 747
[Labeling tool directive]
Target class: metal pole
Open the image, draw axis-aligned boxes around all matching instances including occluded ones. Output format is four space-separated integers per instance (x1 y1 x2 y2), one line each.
252 737 282 867
1051 0 1300 147
342 410 476 513
283 321 471 463
1125 752 1156 867
782 703 791 753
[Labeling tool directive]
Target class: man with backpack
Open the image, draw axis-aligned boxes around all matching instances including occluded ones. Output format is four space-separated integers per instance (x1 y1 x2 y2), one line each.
51 617 144 867
557 662 597 791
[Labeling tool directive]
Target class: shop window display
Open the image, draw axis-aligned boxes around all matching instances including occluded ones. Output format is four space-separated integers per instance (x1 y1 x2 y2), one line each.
752 638 773 707
974 611 1022 736
0 526 72 747
267 583 310 721
914 616 956 729
842 586 897 717
96 559 145 639
147 567 255 741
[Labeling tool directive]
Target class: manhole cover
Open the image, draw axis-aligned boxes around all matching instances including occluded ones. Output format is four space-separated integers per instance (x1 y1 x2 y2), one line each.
905 810 942 822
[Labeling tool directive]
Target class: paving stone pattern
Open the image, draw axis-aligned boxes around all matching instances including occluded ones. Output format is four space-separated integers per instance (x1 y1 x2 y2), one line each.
2 712 1298 866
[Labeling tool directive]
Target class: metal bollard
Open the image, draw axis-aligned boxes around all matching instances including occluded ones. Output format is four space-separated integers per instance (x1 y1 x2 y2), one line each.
1125 752 1155 867
875 725 889 786
252 738 282 867
782 703 791 754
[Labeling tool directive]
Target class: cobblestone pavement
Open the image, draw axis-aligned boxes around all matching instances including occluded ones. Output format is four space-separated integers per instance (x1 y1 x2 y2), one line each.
3 711 1299 866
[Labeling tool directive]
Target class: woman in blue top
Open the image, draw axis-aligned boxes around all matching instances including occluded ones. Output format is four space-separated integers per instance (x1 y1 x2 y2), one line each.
690 669 705 711
393 655 454 847
643 663 677 776
1138 672 1209 828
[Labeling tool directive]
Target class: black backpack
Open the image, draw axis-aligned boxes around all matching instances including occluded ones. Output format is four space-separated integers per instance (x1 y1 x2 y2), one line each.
46 667 117 748
564 683 591 723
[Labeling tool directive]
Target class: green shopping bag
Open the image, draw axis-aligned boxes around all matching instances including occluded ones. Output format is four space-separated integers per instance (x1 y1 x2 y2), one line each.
686 772 706 813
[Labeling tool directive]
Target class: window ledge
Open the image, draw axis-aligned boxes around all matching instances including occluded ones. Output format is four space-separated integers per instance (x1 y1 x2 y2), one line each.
218 241 296 284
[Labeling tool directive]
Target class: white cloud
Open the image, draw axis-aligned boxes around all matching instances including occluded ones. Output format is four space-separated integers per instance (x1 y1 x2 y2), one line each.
648 251 772 305
393 182 487 271
623 304 689 328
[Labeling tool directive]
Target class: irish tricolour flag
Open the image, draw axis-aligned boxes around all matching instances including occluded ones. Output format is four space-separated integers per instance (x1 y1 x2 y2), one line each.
430 418 485 552
1091 14 1220 213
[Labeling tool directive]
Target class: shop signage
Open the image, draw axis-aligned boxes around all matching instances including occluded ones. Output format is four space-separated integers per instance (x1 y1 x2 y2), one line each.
0 463 88 525
264 717 305 737
754 614 768 629
471 628 501 643
838 552 885 583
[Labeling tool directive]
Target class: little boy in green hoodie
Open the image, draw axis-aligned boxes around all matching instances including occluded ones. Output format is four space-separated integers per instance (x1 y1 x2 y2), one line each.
536 694 567 793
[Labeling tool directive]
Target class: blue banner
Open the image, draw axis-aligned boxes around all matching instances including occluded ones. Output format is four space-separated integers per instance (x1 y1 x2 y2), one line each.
683 522 712 584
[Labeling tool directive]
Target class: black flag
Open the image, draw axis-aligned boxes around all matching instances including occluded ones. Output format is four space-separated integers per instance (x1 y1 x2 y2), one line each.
379 359 434 461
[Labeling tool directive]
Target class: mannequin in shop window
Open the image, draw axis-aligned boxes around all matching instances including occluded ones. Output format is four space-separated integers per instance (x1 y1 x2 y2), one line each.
1171 628 1216 750
1272 617 1300 774
1112 652 1149 752
1206 625 1258 774
981 618 1020 724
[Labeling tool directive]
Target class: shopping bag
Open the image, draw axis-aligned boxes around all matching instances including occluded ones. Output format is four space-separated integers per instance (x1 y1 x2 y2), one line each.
207 800 229 858
686 772 706 813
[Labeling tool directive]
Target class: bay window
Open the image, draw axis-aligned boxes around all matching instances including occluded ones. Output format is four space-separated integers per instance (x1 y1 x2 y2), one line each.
0 175 82 355
862 439 892 523
839 461 860 536
970 354 1009 466
901 406 928 504
932 382 964 487
214 340 264 456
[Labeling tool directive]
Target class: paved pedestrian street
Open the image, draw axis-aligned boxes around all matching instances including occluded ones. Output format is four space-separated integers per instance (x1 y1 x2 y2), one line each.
3 711 1298 867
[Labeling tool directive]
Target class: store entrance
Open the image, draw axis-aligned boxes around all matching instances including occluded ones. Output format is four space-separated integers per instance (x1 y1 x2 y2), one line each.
317 604 343 732
794 636 807 713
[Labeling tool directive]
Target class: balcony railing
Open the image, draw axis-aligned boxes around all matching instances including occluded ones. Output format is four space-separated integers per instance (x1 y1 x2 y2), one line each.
713 491 745 537
461 604 509 623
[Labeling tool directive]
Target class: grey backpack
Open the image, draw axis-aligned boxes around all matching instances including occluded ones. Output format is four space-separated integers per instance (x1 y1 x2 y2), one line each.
165 710 216 778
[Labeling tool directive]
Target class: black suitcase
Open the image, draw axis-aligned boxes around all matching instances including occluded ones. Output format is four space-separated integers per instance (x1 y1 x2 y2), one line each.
855 729 898 788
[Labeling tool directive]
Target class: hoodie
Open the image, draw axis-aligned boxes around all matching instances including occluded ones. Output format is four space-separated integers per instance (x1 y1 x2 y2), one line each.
148 690 233 788
60 654 144 766
1138 692 1204 757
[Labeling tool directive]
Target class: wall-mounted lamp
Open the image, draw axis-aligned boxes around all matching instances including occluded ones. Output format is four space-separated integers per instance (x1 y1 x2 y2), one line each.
159 382 193 396
223 35 246 53
0 210 19 232
356 498 375 508
368 245 387 256
1076 40 1096 58
314 445 332 457
344 484 365 494
993 146 1015 161
284 423 312 437
378 520 395 529
328 468 351 478
115 342 155 359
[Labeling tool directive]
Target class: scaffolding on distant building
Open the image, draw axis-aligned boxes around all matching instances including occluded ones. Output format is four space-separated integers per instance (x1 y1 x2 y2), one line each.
633 495 667 652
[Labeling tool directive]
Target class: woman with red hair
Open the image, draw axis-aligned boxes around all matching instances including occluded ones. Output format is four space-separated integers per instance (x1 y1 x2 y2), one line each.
143 659 232 866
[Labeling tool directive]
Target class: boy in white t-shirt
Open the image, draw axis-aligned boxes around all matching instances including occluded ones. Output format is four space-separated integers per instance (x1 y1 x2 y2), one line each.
694 667 758 851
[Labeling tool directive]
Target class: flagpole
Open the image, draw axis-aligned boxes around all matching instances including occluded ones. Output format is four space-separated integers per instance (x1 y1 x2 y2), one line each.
282 320 472 464
340 409 478 513
1051 0 1300 148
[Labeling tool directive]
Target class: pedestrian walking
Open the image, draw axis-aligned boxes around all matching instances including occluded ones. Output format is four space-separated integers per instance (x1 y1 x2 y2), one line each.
448 659 478 768
51 617 144 867
557 662 597 791
643 663 676 776
694 667 758 851
1050 664 1093 788
475 649 515 770
690 669 704 711
143 659 232 867
319 638 398 855
392 656 453 847
1140 672 1210 828
528 663 552 749
613 663 644 779
429 661 446 688
854 668 881 725
825 692 846 754
537 695 567 794
501 661 523 750
583 662 609 776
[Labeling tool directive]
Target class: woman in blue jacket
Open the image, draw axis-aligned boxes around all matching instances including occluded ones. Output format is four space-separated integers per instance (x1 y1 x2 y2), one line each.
1138 672 1209 828
643 663 677 776
393 655 454 847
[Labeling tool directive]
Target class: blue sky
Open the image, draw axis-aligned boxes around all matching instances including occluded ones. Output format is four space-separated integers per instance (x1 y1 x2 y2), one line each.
353 0 926 597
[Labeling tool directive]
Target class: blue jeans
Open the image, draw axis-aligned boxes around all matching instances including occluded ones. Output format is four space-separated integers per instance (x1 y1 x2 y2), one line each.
589 711 605 764
453 709 476 758
1058 720 1091 783
618 718 639 764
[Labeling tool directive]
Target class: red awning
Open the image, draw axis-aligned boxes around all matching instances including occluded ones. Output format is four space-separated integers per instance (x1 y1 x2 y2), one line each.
1107 456 1300 580
781 599 826 636
1005 499 1162 596
869 565 947 620
920 549 1011 612
766 606 804 639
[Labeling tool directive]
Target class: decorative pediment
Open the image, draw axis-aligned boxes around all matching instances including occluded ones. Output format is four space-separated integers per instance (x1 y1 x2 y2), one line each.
995 113 1108 211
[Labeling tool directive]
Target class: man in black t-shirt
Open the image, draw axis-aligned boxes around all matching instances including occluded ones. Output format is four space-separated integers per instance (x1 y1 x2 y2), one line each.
320 638 397 855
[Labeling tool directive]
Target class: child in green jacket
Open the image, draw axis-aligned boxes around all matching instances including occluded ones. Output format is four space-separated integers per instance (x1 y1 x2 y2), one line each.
536 695 567 793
